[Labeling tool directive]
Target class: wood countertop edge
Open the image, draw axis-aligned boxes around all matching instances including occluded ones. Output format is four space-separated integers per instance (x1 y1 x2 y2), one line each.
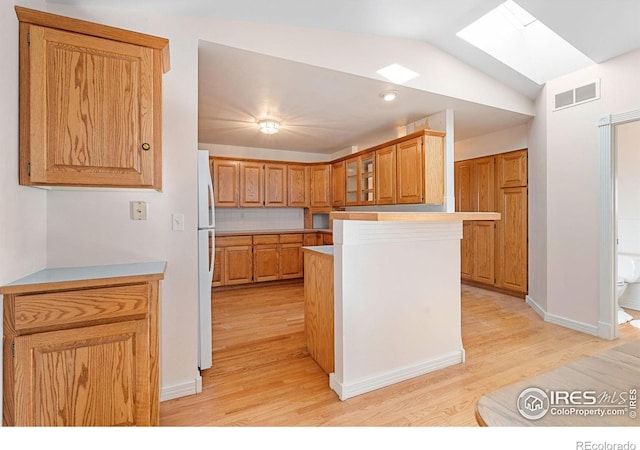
216 229 332 237
329 212 501 222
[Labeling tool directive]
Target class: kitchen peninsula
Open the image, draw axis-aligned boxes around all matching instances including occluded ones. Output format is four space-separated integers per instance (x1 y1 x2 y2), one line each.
326 211 499 400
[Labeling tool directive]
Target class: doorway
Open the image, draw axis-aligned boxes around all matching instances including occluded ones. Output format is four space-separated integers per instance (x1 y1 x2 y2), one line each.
599 109 640 340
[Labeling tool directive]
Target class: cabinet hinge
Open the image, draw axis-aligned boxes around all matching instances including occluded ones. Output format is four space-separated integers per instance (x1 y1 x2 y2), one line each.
11 342 15 358
27 32 30 47
27 162 31 177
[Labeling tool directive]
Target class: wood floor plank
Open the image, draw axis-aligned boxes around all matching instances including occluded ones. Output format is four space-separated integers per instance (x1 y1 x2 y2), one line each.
159 282 640 426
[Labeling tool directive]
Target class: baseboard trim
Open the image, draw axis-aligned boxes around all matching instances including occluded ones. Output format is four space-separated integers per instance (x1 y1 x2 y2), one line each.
526 294 599 337
329 349 465 401
160 378 199 402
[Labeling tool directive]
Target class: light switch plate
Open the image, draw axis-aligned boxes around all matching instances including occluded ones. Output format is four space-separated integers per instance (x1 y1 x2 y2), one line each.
172 213 185 231
130 201 147 220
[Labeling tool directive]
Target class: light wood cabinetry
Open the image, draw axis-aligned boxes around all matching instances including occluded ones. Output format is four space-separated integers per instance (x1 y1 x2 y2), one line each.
396 137 423 204
215 236 254 286
15 7 169 189
264 163 288 207
239 161 265 207
303 248 334 374
287 165 309 207
454 149 528 295
331 161 346 207
280 234 304 279
375 145 396 205
1 263 165 426
395 132 444 205
253 235 280 282
310 164 331 207
212 159 240 208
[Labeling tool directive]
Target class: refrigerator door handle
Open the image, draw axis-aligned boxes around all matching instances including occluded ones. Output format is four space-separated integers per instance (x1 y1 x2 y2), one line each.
208 229 215 276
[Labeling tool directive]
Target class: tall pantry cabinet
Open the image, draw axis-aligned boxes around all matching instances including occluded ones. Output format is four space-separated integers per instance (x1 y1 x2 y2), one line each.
455 149 528 295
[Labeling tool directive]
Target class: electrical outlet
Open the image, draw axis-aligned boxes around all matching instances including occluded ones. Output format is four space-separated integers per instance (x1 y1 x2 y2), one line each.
172 213 185 231
130 201 147 220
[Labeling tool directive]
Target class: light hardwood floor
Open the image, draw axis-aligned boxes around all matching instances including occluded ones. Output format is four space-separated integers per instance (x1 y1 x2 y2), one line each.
159 282 640 426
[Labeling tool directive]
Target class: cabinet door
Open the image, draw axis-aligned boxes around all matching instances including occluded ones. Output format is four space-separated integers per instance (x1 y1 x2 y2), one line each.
331 161 346 207
13 320 149 426
309 165 331 207
474 156 495 212
212 246 223 287
254 244 279 282
224 245 253 285
376 145 396 205
265 163 287 207
396 137 423 204
287 165 309 207
303 233 319 247
322 233 333 245
460 221 474 280
280 243 303 279
240 161 264 207
25 26 161 188
496 187 528 293
212 160 239 208
345 157 359 206
423 134 445 205
496 150 527 188
359 153 375 205
472 221 495 285
455 160 474 212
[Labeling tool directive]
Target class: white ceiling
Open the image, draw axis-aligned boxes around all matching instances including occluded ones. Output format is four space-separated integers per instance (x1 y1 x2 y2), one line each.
49 0 640 154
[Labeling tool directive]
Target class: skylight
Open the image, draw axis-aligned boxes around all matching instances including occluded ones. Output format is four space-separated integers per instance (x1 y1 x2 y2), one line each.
376 64 420 85
456 0 594 84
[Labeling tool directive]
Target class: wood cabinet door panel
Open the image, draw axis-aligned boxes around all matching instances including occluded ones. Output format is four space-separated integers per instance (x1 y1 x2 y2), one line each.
264 163 287 207
472 221 495 284
496 187 528 292
287 165 308 207
331 161 345 207
309 165 331 207
224 245 253 285
396 137 423 204
474 156 495 212
212 160 239 207
212 247 223 287
280 243 303 279
375 145 396 205
455 160 474 212
28 26 160 187
240 162 264 207
253 245 279 282
497 150 527 188
460 221 474 280
14 320 149 426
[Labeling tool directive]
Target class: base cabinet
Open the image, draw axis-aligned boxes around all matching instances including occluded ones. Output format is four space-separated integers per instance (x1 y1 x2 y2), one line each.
1 263 164 427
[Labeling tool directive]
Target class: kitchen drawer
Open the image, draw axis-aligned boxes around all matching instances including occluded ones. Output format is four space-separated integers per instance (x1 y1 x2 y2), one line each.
216 236 252 246
280 233 303 244
253 235 279 245
11 284 149 333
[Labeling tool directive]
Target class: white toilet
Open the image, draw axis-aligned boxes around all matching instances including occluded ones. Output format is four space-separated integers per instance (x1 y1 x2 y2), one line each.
617 254 640 323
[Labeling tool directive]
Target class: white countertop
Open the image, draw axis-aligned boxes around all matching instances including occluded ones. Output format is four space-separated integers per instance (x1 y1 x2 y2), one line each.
303 245 334 256
0 261 166 293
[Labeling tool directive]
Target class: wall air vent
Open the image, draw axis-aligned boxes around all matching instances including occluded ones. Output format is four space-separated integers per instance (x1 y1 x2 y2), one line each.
554 79 600 111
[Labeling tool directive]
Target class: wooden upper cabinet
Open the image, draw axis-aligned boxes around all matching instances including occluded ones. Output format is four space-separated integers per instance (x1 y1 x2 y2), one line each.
423 134 445 205
455 160 474 212
287 165 308 207
212 159 239 208
309 164 331 207
345 157 359 206
239 161 264 207
359 152 375 205
16 7 169 189
496 149 527 188
331 161 346 207
264 163 287 207
396 137 423 204
375 145 396 205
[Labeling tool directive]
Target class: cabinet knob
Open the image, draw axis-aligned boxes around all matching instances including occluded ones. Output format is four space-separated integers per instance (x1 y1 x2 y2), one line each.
141 143 151 151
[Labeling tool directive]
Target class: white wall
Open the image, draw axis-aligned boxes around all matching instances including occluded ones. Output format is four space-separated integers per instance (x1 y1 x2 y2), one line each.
454 124 529 161
542 49 640 328
44 3 200 398
616 120 640 254
202 143 332 163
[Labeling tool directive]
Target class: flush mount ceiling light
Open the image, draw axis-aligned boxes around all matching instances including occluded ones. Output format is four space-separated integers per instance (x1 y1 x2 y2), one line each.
456 0 593 84
379 91 398 102
376 64 419 85
258 119 280 135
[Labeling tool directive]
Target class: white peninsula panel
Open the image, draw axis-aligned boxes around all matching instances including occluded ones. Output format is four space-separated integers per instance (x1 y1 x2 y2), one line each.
329 211 499 400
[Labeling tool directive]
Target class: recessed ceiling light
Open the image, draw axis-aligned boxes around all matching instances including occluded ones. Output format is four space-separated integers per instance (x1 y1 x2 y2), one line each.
379 91 398 102
376 64 419 85
258 119 280 135
456 0 593 84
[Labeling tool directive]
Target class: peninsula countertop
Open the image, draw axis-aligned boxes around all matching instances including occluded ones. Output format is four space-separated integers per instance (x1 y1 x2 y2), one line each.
329 211 500 222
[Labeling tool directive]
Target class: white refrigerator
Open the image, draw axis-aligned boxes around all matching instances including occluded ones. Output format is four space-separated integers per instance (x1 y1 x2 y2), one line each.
197 150 214 370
